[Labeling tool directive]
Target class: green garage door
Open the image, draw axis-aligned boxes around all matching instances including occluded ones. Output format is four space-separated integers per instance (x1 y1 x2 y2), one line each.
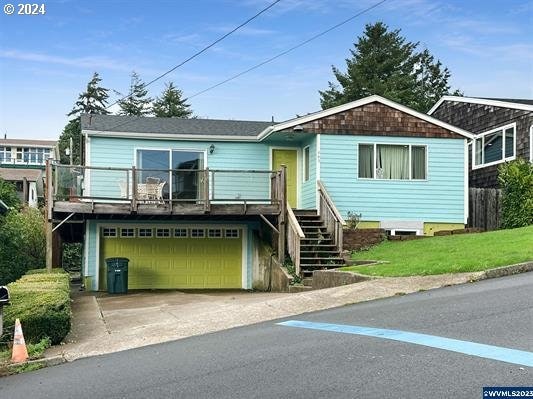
99 226 243 290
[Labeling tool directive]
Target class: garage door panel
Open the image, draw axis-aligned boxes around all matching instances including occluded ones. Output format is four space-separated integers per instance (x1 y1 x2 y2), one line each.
100 228 242 290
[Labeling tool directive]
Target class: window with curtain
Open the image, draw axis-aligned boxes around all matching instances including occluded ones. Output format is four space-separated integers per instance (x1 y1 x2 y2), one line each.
358 144 374 178
411 146 426 180
376 144 409 179
358 144 426 180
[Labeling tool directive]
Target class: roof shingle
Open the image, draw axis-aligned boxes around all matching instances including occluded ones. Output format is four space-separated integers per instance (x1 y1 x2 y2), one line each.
81 114 273 137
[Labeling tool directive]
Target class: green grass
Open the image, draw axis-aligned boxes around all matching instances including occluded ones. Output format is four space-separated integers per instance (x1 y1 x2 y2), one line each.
342 226 533 277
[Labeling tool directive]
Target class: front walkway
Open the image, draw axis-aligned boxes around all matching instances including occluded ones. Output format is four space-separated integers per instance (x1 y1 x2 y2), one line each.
47 273 482 361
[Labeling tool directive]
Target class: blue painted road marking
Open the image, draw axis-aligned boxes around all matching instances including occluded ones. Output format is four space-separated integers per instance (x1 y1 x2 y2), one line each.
277 320 533 367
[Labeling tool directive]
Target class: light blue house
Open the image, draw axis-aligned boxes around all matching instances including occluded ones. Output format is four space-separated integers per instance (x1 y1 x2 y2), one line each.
50 95 473 291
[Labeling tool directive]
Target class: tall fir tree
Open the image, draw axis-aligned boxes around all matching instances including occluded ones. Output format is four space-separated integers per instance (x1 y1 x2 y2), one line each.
319 22 460 113
67 72 110 117
117 71 152 116
59 72 110 164
152 82 193 118
414 49 462 113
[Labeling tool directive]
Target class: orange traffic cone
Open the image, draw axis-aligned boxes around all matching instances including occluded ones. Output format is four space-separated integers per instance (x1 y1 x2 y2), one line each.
11 318 29 363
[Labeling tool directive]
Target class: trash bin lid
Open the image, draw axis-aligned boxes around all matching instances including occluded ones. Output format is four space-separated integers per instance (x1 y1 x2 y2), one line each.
105 257 129 262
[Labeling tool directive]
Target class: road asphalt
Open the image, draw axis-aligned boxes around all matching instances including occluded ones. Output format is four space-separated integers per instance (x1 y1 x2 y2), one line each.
1 272 531 399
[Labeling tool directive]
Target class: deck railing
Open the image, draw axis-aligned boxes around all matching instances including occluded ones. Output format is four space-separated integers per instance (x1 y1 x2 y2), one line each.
50 163 284 211
317 180 345 253
286 203 305 275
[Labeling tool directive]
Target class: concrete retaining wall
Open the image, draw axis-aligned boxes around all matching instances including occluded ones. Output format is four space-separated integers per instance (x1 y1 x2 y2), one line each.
312 269 374 290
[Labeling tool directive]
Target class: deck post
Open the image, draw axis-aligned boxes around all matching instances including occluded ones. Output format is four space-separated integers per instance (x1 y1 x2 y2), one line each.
45 160 53 272
277 165 287 264
131 165 137 211
204 168 210 212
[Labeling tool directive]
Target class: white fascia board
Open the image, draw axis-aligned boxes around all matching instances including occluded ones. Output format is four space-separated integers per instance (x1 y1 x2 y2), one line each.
261 95 474 140
428 96 533 115
83 130 260 142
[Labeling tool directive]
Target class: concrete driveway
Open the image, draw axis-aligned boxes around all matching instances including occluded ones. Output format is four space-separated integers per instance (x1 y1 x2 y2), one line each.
46 271 485 362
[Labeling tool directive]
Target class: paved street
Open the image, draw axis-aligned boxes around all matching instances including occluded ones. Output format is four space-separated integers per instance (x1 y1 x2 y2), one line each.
1 273 532 399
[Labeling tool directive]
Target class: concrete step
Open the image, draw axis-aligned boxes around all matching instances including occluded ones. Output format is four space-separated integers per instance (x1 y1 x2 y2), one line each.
302 277 313 287
300 263 344 269
289 285 314 293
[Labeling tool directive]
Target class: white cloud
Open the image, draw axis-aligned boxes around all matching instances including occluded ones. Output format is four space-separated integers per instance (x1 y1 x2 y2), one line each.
0 49 136 72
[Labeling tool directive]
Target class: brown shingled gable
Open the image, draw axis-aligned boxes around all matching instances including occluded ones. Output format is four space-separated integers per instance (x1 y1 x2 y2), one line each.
280 102 463 139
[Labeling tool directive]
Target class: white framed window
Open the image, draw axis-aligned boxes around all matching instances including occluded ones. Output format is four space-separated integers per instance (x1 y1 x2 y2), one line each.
102 227 117 237
208 228 222 238
303 146 310 182
473 123 516 169
358 143 427 180
0 146 12 163
138 228 153 238
174 228 188 238
191 228 205 238
225 229 240 238
120 228 135 238
156 228 171 238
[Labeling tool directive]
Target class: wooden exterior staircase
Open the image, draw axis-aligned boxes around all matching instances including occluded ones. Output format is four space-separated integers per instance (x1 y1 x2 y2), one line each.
285 181 346 281
293 210 345 278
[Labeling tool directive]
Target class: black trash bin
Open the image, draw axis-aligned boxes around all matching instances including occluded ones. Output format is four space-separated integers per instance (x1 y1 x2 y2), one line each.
105 258 129 294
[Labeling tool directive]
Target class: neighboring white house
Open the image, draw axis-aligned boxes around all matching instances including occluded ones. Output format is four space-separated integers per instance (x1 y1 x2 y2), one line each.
0 138 57 207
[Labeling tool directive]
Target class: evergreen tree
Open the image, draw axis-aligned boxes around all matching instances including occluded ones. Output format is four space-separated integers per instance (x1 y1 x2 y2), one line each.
57 118 82 164
68 72 110 117
117 71 152 116
414 49 462 113
152 82 193 118
59 72 110 164
319 22 460 112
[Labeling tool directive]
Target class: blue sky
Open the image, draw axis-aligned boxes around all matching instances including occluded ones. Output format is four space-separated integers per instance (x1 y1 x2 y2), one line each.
0 0 532 139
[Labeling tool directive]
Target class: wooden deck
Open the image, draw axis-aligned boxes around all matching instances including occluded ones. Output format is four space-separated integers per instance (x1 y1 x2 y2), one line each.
53 201 280 216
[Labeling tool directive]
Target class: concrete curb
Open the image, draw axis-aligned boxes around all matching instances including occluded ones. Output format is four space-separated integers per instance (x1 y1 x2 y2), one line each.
474 261 533 281
1 355 66 376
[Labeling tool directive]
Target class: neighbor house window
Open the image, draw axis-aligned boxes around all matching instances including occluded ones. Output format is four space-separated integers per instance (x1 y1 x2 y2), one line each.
358 144 426 180
0 147 11 163
473 123 516 168
303 146 310 182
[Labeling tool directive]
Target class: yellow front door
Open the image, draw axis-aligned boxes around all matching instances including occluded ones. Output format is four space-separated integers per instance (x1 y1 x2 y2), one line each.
272 149 298 208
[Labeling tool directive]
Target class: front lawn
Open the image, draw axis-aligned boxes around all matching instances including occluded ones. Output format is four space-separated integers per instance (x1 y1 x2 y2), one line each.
342 226 533 277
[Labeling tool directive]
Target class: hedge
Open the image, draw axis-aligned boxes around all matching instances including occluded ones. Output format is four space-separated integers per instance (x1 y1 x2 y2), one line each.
2 270 71 345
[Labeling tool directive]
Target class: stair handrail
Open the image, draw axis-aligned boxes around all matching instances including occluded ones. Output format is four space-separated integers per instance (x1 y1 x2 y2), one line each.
317 180 345 252
286 203 305 276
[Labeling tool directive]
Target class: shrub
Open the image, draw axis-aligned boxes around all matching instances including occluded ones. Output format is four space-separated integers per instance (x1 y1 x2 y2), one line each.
0 207 46 285
0 178 21 209
498 159 533 229
346 211 362 230
3 271 71 345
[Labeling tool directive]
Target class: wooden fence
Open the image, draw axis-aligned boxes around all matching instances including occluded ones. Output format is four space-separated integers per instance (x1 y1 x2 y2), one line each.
469 188 502 231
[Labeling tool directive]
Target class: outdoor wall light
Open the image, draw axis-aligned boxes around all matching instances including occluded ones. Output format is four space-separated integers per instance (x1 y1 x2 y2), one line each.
209 144 215 154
